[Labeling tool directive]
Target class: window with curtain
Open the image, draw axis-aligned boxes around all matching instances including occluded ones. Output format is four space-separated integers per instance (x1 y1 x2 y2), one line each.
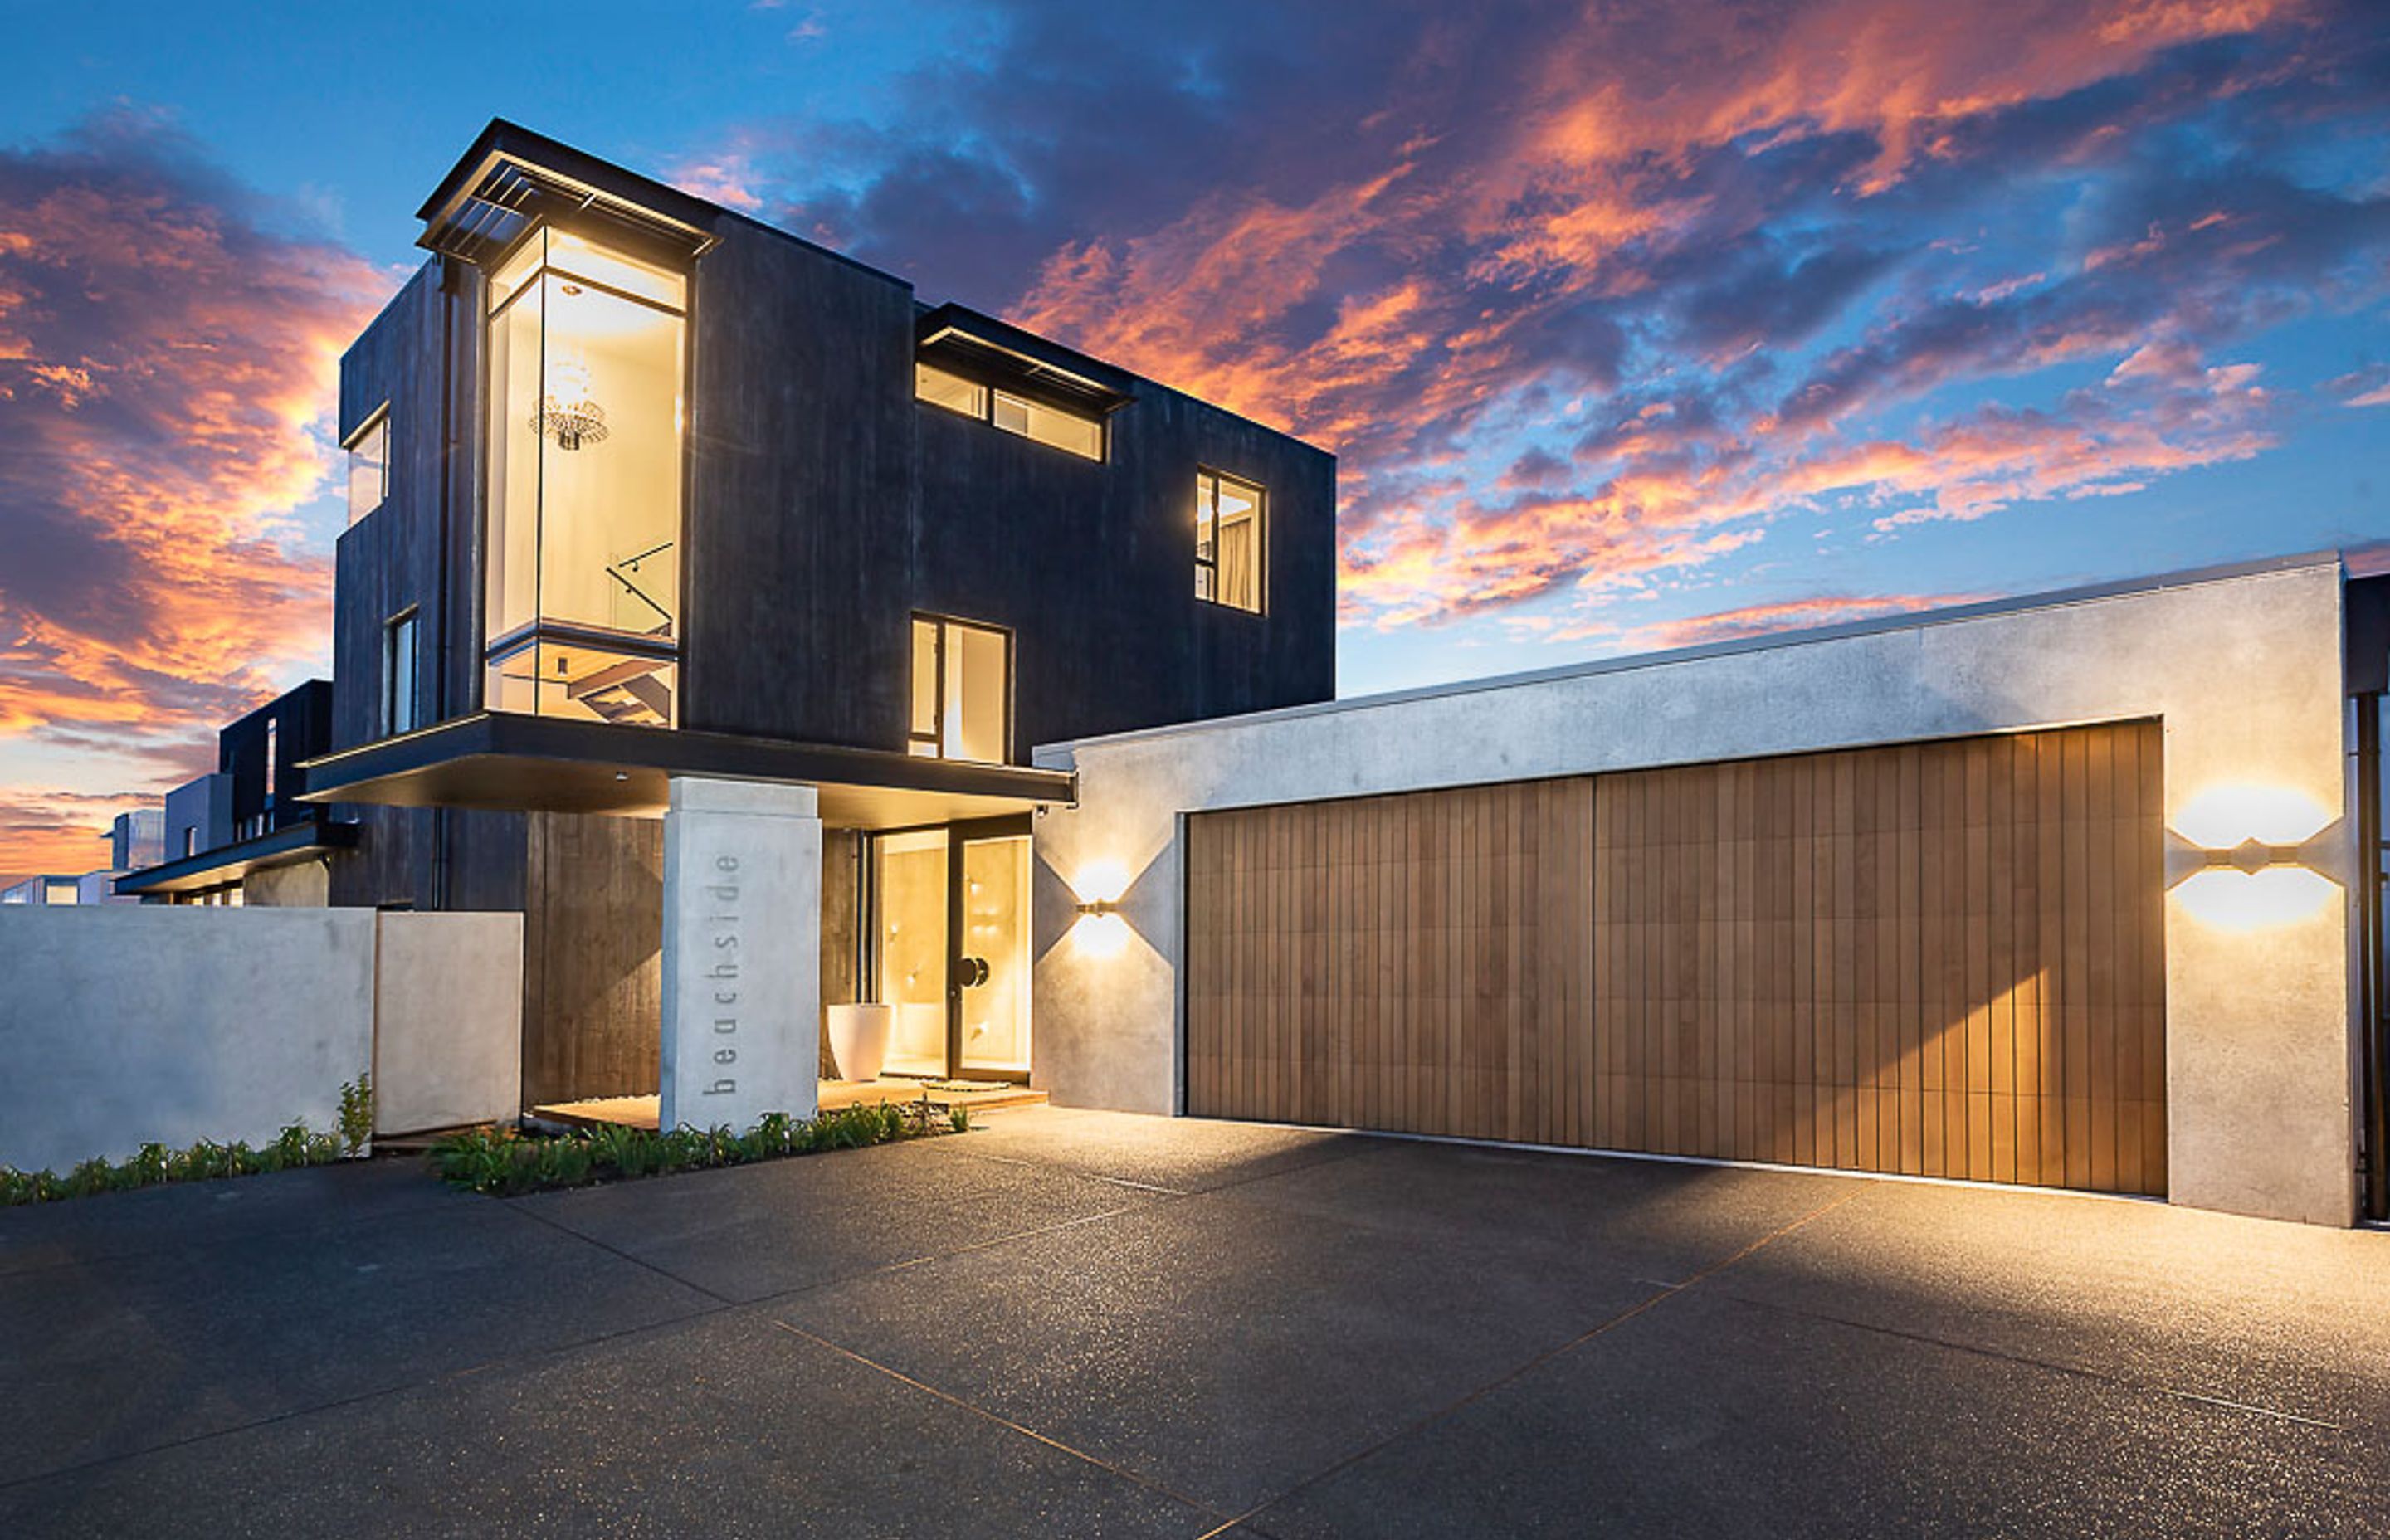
1196 470 1264 613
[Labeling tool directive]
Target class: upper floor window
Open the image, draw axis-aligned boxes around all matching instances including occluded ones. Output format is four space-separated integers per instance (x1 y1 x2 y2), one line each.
383 611 420 736
909 614 1011 763
345 409 389 524
483 227 686 729
263 719 278 804
915 363 1103 461
1196 470 1265 613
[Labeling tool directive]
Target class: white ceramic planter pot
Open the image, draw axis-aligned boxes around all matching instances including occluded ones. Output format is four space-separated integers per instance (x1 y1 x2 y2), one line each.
826 1003 895 1084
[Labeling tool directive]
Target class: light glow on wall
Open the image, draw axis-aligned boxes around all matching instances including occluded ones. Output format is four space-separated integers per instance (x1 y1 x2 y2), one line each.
2173 865 2339 933
1074 858 1132 906
1067 858 1136 958
2172 783 2334 850
1072 909 1132 958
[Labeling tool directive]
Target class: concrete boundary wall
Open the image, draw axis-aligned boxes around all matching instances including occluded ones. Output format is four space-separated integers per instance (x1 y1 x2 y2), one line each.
1034 558 2356 1226
373 912 524 1137
0 909 523 1172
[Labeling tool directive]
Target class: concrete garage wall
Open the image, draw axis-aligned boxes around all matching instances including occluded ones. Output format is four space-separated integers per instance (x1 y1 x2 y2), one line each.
373 913 524 1136
0 908 524 1171
1033 554 2358 1226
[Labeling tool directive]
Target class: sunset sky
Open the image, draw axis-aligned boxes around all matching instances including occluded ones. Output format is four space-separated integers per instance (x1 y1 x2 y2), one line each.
2 0 2385 884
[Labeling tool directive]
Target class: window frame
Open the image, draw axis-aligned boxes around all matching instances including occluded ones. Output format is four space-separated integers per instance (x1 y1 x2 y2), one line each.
1195 467 1268 615
913 363 1105 462
383 607 421 738
907 612 1016 765
344 405 391 525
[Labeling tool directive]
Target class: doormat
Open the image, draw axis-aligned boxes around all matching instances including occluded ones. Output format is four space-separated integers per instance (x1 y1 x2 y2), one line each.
887 1078 1013 1094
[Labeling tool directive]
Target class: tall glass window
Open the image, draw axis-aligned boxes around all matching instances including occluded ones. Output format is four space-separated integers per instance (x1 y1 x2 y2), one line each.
484 227 687 728
1196 470 1265 613
907 615 1010 763
384 611 420 735
345 410 389 525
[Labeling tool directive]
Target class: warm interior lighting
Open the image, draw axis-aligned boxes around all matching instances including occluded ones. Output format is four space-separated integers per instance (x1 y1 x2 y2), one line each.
2173 783 2335 850
532 343 609 451
2173 865 2340 932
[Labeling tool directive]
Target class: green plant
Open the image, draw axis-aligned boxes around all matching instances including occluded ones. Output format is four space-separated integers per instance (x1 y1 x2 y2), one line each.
949 1104 971 1134
337 1075 374 1157
426 1097 963 1198
0 1106 357 1208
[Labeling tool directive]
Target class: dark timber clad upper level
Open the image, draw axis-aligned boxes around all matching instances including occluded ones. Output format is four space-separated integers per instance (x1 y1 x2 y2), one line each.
332 120 1334 788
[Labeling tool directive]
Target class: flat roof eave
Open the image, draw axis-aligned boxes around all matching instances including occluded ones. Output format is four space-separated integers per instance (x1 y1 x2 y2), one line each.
117 819 359 897
296 714 1076 830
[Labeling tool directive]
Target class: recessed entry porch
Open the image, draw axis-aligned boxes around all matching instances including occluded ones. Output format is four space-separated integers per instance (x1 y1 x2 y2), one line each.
299 713 1075 1128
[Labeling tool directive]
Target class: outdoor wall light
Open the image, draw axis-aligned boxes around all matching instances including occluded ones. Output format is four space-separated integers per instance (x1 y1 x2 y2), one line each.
1068 860 1134 958
2166 783 2343 933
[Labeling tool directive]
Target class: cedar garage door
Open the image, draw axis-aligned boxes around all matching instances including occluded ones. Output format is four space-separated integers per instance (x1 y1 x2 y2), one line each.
1184 722 2165 1195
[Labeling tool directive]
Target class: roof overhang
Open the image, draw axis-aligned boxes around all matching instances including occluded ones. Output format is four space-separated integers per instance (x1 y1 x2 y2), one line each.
417 119 719 269
915 304 1134 416
296 714 1076 829
116 819 359 898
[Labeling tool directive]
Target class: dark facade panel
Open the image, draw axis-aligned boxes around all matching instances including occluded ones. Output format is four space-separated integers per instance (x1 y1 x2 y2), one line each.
680 217 919 748
913 381 1336 751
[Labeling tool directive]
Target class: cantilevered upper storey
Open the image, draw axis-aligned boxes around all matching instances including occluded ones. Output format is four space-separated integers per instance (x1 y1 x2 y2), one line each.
307 119 1334 829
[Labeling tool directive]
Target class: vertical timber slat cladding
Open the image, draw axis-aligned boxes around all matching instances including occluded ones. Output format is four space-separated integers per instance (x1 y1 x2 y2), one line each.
1183 722 2165 1196
520 812 666 1106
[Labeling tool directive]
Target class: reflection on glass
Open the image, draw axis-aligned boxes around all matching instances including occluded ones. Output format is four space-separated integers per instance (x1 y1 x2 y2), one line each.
485 640 677 728
959 836 1031 1075
876 830 949 1077
484 227 687 727
345 413 388 525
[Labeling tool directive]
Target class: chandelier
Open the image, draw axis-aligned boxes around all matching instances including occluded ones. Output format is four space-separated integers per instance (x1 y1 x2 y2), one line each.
531 344 609 451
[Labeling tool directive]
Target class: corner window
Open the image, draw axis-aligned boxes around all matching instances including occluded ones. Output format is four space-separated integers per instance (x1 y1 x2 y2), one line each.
1196 470 1265 613
908 615 1011 763
183 826 198 858
484 227 686 729
383 611 420 735
915 364 1102 461
345 410 389 524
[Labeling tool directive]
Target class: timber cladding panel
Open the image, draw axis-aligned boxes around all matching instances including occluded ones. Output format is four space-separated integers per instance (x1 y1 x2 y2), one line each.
1183 721 2165 1196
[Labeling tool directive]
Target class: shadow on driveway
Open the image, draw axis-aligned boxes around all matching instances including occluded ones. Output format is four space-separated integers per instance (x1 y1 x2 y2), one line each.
2 1107 2383 1537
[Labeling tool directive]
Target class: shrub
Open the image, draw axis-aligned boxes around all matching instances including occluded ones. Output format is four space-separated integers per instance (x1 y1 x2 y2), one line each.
0 1104 359 1208
427 1099 964 1198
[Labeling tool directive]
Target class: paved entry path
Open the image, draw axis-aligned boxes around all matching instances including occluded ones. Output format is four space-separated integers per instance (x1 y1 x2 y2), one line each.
2 1107 2384 1537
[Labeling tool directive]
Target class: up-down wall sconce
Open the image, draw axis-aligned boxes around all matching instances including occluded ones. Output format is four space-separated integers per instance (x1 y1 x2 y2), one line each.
2165 784 2345 933
1069 860 1134 958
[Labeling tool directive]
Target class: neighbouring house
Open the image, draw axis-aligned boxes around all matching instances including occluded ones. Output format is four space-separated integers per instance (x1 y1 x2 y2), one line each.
0 876 81 906
127 682 349 907
88 119 2388 1230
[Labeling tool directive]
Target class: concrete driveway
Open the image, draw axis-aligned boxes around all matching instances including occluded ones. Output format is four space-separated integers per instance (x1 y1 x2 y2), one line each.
1 1106 2383 1537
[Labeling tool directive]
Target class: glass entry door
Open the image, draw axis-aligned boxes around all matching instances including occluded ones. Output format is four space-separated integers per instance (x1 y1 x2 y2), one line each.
957 832 1031 1078
871 820 1032 1083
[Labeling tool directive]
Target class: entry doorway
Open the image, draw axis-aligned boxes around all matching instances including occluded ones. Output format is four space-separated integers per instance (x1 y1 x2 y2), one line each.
871 816 1033 1083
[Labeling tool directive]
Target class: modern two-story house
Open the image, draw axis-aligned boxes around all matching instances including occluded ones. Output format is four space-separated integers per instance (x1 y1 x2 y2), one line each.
126 121 1335 1120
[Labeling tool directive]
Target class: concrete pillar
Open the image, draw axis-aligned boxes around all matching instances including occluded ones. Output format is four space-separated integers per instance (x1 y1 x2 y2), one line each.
660 777 822 1131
